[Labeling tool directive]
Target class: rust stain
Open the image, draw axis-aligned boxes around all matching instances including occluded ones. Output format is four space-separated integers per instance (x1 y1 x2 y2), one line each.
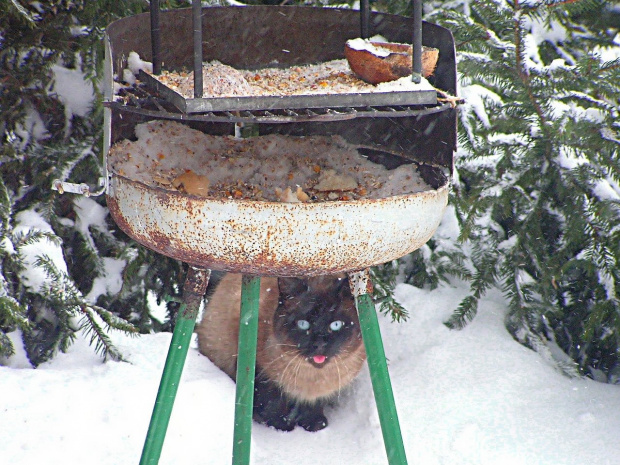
184 266 211 296
106 196 136 239
106 172 448 277
347 269 374 296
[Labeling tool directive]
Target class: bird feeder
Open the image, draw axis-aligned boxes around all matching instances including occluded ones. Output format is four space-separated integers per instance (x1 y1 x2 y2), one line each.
55 2 457 464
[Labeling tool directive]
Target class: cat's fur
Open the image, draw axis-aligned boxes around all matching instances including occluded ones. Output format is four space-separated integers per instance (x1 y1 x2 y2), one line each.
196 273 366 432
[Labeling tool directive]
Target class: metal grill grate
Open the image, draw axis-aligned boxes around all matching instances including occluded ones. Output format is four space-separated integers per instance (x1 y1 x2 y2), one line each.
108 83 451 124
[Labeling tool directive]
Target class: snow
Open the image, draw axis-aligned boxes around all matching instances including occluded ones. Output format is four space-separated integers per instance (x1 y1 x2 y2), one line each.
593 178 620 201
458 84 503 129
13 210 67 293
525 11 567 46
109 120 431 202
346 38 392 57
85 257 126 304
72 196 128 303
0 330 32 369
127 51 153 75
435 204 460 242
50 61 94 135
73 196 112 250
124 51 153 84
13 105 49 149
2 280 620 465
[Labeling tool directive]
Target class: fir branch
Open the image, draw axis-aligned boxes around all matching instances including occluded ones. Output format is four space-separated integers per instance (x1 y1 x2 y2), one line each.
427 0 620 379
33 254 137 361
0 331 15 358
445 295 478 329
13 229 61 249
34 255 81 302
78 307 126 362
0 295 29 357
7 0 37 25
544 0 581 6
0 295 29 328
0 0 193 366
543 0 603 16
91 304 139 336
514 6 553 146
0 176 10 234
371 262 409 322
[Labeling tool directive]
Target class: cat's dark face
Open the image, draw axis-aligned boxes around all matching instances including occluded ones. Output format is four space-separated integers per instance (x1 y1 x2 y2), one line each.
273 275 362 368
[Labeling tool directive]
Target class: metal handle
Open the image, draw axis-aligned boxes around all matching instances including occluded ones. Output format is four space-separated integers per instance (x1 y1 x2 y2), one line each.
360 0 370 39
150 0 161 75
52 177 106 197
359 0 423 83
412 0 422 83
193 0 203 98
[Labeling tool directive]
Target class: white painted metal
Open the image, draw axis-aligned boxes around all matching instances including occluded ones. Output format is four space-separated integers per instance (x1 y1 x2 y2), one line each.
107 175 448 276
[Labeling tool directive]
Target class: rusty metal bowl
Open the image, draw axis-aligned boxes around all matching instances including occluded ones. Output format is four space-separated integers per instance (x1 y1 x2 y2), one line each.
106 173 448 277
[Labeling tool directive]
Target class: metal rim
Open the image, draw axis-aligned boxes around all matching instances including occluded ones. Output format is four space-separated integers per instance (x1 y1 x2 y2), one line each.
106 173 450 276
107 88 454 124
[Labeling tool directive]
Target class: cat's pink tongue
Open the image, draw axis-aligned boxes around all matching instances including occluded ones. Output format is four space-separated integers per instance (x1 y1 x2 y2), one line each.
313 355 327 364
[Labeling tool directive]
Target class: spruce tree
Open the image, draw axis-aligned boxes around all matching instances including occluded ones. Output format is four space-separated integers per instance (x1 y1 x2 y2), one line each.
416 0 620 381
0 0 187 366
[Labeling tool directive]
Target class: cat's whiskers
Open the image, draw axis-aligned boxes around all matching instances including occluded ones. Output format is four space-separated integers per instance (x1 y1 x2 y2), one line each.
349 353 367 364
262 337 296 350
273 343 298 347
261 348 298 369
333 355 343 399
291 355 305 393
279 353 302 387
336 353 361 394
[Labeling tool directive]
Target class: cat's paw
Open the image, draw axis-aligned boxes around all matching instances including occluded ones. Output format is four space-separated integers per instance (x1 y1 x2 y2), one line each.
264 416 297 432
255 404 297 432
297 412 328 432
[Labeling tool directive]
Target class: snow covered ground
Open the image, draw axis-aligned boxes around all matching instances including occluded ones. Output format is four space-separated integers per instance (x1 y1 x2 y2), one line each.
3 279 620 465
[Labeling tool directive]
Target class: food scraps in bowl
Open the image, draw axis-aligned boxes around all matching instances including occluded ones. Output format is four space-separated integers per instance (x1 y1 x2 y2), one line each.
108 121 433 203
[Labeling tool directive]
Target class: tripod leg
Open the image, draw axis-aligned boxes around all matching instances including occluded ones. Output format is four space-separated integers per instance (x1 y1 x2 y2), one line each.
232 275 261 465
349 269 408 465
140 266 211 465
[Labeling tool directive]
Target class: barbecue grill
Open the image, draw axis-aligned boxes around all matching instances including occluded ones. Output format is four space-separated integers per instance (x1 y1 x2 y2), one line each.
54 2 457 464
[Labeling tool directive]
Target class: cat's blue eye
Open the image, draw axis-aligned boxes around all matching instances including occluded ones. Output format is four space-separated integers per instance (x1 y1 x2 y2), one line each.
297 320 310 330
329 320 344 331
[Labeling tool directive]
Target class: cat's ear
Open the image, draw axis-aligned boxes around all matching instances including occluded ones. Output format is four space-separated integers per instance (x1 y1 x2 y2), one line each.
278 277 308 298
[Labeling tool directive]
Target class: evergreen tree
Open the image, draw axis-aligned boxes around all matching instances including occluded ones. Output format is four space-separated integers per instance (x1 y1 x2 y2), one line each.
414 0 620 381
0 0 187 366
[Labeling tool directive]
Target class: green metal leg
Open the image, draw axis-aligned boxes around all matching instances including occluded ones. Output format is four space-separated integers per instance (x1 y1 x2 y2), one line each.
349 270 408 465
232 275 261 465
139 266 211 465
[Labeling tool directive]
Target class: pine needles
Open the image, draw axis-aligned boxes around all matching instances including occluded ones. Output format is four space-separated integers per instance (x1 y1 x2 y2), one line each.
0 0 183 366
425 0 620 381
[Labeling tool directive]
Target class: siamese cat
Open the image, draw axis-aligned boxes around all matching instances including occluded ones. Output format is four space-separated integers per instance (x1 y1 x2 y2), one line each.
196 273 366 432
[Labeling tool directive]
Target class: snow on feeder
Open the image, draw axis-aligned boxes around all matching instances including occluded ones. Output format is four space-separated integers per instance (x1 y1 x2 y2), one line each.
106 119 449 276
102 7 456 277
54 2 457 465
